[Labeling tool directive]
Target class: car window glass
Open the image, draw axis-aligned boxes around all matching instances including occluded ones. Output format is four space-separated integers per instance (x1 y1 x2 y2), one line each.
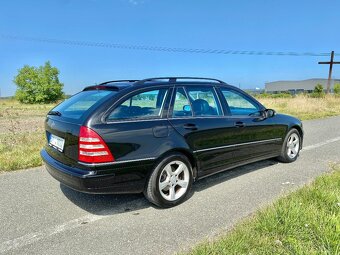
108 89 168 120
172 88 193 117
52 90 114 119
186 87 222 116
221 89 259 115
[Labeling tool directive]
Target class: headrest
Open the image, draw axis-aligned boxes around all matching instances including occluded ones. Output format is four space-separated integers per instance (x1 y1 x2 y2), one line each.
192 99 210 115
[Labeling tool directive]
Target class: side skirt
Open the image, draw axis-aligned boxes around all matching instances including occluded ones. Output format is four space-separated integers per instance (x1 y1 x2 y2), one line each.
196 153 280 181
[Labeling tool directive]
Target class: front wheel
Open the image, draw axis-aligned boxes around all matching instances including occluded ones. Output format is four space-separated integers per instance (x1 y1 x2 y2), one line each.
277 128 301 163
144 153 193 208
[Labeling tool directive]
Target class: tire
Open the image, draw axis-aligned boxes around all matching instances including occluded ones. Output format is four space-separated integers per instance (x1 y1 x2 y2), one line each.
144 153 193 208
277 128 301 163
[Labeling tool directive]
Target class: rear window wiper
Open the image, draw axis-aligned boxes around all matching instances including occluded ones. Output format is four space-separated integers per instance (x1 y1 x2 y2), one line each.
48 110 62 116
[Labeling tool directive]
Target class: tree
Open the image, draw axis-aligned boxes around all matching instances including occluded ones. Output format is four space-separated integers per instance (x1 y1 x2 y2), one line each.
334 83 340 94
14 61 64 103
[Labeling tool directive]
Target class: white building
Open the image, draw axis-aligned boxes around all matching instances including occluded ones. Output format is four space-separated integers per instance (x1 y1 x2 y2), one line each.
265 78 340 93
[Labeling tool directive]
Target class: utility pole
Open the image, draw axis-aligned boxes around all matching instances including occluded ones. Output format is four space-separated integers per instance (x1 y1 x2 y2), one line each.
318 51 340 93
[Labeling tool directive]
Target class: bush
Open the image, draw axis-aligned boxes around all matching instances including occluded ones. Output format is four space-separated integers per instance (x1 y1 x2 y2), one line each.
334 83 340 94
312 84 325 98
314 84 324 93
14 61 64 104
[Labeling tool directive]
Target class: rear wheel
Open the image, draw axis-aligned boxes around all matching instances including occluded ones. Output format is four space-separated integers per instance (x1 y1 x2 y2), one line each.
277 128 301 163
144 153 193 208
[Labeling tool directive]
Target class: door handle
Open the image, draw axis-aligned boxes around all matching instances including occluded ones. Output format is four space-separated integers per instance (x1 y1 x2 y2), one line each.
183 123 198 130
235 121 245 128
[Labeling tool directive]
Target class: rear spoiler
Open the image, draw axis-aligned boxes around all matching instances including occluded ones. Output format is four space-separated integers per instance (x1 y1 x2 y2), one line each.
83 80 138 91
83 85 119 91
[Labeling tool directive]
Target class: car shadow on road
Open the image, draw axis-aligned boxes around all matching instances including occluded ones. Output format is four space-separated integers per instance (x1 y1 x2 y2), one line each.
60 184 150 215
60 159 278 215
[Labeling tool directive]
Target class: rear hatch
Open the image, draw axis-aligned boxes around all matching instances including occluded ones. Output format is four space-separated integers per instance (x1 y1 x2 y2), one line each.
44 89 115 167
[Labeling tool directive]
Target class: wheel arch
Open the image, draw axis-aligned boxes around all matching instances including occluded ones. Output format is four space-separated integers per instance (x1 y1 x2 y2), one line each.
156 148 198 180
290 125 303 149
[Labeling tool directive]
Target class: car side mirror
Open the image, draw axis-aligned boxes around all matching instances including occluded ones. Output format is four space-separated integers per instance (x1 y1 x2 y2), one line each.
265 109 276 118
183 105 191 112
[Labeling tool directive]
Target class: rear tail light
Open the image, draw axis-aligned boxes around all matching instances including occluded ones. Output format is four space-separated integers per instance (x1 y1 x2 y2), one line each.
78 126 114 163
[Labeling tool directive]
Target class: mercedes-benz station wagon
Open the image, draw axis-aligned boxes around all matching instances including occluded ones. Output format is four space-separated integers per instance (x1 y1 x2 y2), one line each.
41 77 303 207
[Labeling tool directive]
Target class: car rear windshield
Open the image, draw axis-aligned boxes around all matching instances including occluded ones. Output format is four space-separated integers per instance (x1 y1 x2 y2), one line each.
51 90 115 119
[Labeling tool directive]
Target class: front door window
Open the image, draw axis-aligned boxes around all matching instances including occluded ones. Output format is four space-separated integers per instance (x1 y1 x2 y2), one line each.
221 89 259 116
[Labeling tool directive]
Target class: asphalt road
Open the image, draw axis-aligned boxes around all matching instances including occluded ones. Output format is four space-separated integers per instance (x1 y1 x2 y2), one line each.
1 116 340 255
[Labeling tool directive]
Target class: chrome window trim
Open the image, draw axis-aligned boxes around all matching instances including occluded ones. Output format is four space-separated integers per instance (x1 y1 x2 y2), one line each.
183 86 194 117
106 118 165 124
158 90 168 116
108 115 231 123
169 116 227 120
78 157 156 167
170 86 194 119
213 86 225 116
193 138 282 153
107 116 229 123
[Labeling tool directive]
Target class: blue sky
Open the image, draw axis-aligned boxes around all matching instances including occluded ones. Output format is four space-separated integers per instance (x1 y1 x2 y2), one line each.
1 0 339 96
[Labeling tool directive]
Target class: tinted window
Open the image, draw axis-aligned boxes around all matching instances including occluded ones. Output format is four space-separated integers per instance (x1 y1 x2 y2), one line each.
172 88 192 117
108 89 168 120
186 87 222 116
52 90 114 119
221 89 259 115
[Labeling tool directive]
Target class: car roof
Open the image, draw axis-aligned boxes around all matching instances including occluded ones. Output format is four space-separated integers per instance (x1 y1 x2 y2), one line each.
83 77 234 92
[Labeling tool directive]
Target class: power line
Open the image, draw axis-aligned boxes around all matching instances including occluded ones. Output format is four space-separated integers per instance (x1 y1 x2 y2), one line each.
1 34 338 57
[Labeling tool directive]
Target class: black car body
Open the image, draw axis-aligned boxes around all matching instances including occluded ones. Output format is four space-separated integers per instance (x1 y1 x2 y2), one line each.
41 77 303 207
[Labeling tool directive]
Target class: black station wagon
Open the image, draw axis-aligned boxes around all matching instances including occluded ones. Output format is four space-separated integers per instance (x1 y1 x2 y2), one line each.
41 77 303 207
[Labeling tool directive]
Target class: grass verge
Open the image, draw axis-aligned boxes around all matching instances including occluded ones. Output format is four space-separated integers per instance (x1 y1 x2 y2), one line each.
0 132 45 172
0 98 56 118
185 166 340 255
257 94 340 120
0 98 54 171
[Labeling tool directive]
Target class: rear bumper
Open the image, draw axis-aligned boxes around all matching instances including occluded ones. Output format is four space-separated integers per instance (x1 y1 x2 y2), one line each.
41 149 149 194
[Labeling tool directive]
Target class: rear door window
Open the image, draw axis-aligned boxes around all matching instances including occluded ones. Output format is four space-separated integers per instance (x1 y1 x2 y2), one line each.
51 90 114 119
108 88 168 120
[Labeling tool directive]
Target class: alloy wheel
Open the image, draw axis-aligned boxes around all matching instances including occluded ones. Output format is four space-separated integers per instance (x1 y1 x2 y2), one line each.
286 133 300 159
158 160 190 201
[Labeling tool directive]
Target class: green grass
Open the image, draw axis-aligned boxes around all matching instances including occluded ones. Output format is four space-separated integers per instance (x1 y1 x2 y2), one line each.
185 166 340 255
0 98 56 118
0 132 45 172
0 98 56 172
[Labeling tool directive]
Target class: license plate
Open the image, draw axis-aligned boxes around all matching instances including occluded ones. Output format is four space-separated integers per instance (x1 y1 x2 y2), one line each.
49 134 65 152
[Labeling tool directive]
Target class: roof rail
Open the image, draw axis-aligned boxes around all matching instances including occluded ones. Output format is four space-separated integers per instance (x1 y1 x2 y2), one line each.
98 80 140 85
134 77 226 85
